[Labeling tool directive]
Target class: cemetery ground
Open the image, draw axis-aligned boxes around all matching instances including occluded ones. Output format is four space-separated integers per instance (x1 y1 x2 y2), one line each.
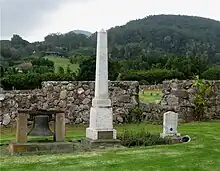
0 120 220 171
139 89 162 103
44 56 79 73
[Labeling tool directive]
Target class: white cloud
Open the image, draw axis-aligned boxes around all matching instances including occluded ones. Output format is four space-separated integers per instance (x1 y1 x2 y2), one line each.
2 0 220 42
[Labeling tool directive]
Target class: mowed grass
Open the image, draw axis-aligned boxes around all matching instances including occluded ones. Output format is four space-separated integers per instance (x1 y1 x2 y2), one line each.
139 89 162 103
1 121 220 171
44 56 79 73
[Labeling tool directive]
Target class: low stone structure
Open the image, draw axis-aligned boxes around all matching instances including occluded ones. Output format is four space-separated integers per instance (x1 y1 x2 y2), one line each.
0 81 139 126
1 79 220 127
161 80 220 121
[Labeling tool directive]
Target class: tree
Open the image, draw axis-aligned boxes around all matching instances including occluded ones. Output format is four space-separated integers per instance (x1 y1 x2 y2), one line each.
77 56 120 81
58 66 64 74
66 65 71 74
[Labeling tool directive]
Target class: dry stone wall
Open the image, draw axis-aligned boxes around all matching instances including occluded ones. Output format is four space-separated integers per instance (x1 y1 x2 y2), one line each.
161 80 220 121
0 81 139 126
1 80 220 127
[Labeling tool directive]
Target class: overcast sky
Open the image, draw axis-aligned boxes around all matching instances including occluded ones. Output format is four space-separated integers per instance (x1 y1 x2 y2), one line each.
1 0 220 42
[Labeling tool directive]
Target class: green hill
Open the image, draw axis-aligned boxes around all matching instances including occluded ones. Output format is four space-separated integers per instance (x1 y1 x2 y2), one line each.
1 14 220 63
44 56 79 73
105 15 220 60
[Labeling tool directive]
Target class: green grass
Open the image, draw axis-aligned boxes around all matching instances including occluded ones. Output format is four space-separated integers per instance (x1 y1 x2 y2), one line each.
1 121 220 171
44 56 79 73
139 89 162 103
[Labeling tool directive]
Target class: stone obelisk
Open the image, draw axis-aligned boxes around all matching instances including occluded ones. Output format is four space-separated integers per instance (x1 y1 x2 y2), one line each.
86 29 117 141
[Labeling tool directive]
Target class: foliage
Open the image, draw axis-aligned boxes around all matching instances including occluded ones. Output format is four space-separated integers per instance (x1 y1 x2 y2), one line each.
1 15 220 86
69 55 90 64
77 56 120 81
120 68 184 84
1 72 76 90
201 67 220 80
192 76 212 120
31 58 54 68
124 106 143 123
58 66 65 74
165 55 208 77
118 129 169 147
107 15 219 58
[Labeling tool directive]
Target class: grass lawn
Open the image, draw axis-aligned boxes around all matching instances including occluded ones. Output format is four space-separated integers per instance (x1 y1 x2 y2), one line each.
139 89 162 103
1 121 220 171
44 56 79 73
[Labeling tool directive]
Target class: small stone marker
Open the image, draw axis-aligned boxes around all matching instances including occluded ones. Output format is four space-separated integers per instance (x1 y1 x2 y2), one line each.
160 111 180 138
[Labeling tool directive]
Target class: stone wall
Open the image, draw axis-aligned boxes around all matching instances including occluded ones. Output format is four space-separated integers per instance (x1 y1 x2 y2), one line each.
161 80 220 121
1 80 220 127
0 81 139 126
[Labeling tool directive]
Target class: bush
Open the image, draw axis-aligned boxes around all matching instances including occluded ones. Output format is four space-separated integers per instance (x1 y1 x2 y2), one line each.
120 68 184 84
118 129 169 147
124 107 143 123
201 67 220 80
1 72 76 90
192 76 212 120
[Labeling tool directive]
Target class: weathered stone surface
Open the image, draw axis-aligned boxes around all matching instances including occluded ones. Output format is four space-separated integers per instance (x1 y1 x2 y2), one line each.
0 81 139 126
60 90 67 100
161 80 220 121
3 113 11 125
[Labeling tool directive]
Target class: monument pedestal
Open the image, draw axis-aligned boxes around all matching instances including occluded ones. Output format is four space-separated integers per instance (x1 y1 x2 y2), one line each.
86 106 116 140
160 133 181 138
85 106 121 148
81 138 121 149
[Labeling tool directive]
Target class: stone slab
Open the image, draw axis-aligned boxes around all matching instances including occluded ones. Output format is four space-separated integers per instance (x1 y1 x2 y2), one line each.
86 127 117 140
8 141 74 155
86 106 116 140
81 138 122 149
162 111 180 136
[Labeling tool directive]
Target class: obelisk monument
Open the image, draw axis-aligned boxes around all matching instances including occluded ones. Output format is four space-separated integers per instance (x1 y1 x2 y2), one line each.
86 29 117 140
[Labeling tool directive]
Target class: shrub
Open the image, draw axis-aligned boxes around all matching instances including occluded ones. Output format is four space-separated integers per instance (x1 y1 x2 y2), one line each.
124 106 143 123
1 72 76 90
118 129 169 147
192 76 212 120
120 68 184 84
201 67 220 80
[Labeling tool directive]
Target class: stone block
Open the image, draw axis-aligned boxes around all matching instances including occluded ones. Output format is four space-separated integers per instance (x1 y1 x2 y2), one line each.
81 138 121 149
8 142 74 155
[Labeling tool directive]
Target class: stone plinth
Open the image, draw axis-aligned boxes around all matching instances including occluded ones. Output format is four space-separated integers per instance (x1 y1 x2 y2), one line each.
8 141 74 155
86 107 116 140
81 138 121 149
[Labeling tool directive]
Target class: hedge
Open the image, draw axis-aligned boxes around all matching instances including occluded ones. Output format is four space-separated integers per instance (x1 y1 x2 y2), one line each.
201 67 220 80
120 68 184 84
1 72 76 90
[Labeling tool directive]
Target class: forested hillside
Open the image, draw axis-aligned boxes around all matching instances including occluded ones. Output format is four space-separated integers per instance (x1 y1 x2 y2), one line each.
1 14 220 89
107 15 220 60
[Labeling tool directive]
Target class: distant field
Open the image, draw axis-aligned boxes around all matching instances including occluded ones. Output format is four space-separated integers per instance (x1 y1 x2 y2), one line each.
44 56 79 73
139 89 162 103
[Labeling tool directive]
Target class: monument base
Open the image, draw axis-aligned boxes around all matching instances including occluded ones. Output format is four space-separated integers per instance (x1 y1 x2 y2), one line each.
8 141 75 155
81 138 122 149
86 128 117 140
160 133 181 138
